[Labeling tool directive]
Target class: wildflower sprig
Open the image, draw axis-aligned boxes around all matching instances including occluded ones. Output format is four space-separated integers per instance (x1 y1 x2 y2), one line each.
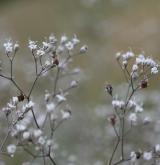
106 51 159 165
0 34 87 165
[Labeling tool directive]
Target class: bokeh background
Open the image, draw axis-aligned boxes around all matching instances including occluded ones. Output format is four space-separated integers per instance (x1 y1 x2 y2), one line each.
0 0 160 164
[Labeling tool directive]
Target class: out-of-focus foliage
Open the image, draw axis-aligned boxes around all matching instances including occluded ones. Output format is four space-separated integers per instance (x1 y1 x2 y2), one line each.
0 0 160 165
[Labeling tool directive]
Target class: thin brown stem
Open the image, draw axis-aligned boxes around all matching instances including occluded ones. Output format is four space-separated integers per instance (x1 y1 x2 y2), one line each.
108 137 120 165
31 108 40 129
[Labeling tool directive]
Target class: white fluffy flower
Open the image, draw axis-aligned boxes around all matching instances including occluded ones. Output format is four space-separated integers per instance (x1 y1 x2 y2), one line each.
143 116 152 124
36 49 45 57
143 151 152 161
136 54 145 65
28 40 37 51
4 40 13 54
145 57 156 67
155 144 160 152
151 67 158 74
49 34 57 43
46 103 55 112
128 99 136 109
70 80 78 88
61 110 71 120
57 45 65 54
130 151 137 162
132 64 138 72
12 96 18 105
38 136 46 145
16 124 26 132
129 113 137 123
23 131 30 140
122 51 134 61
7 102 16 110
46 139 53 147
65 41 74 50
80 45 88 53
42 42 49 49
56 94 66 103
60 35 68 44
33 129 42 138
135 105 143 113
112 100 125 109
7 144 16 155
72 35 80 45
44 60 51 67
26 101 34 109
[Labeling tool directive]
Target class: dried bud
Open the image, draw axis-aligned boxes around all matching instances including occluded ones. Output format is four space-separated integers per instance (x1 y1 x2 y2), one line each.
107 114 117 126
135 151 141 159
52 58 59 66
140 79 148 89
105 84 113 96
17 93 25 102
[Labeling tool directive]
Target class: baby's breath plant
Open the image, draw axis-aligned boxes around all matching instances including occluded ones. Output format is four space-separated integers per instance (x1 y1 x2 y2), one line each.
105 51 160 165
0 34 87 165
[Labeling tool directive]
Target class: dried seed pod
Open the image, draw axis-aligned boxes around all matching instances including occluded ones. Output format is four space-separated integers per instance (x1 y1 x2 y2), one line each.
105 84 113 96
140 79 148 89
135 151 141 159
17 93 25 102
107 114 117 126
52 58 59 66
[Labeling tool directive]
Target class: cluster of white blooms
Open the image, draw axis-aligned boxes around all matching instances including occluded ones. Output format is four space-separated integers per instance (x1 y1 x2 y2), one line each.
112 99 125 110
122 51 134 61
2 96 20 116
103 51 160 165
3 40 19 55
61 34 80 50
0 34 87 164
135 54 159 74
27 34 88 72
129 144 160 163
116 51 159 77
128 99 143 112
28 40 37 51
127 99 144 123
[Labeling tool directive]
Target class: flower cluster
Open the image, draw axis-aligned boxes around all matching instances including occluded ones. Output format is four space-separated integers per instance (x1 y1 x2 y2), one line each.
105 51 160 165
0 34 87 164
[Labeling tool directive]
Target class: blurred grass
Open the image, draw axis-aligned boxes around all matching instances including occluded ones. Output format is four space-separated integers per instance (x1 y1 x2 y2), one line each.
0 0 160 164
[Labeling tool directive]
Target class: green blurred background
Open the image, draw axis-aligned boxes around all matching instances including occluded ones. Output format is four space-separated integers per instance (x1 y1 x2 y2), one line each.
0 0 160 164
0 0 160 102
